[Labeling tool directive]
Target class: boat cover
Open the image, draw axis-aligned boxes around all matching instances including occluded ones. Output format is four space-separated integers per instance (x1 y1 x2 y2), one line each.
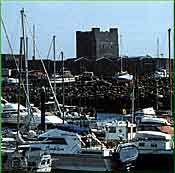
57 124 90 134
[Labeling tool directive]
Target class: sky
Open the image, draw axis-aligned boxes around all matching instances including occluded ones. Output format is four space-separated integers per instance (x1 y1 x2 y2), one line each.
2 1 174 59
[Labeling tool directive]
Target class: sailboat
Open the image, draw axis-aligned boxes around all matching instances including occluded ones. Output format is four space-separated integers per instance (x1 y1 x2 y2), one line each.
2 8 53 173
112 33 133 81
112 70 134 80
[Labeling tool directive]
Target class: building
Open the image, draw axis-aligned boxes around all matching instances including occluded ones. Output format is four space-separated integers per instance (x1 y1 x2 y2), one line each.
76 28 119 59
1 53 172 80
1 54 24 77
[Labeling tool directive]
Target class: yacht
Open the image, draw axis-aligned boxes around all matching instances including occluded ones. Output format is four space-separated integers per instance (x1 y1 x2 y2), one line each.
112 71 133 80
134 131 173 170
1 102 28 128
137 116 174 135
50 71 75 84
134 107 156 124
111 143 139 171
3 148 52 172
1 102 63 129
92 120 137 143
154 69 169 79
133 116 174 170
25 126 138 171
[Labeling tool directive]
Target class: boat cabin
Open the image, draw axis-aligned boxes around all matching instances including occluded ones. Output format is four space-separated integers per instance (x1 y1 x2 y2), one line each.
101 121 136 142
134 131 173 152
31 128 82 155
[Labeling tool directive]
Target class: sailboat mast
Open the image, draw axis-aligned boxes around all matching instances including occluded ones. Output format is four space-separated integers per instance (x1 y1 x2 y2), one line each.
32 24 35 60
131 81 135 124
26 36 29 108
20 8 32 131
17 37 23 136
53 35 56 111
21 8 26 73
130 79 135 141
61 51 65 124
17 8 26 134
168 28 172 115
157 37 160 68
21 8 30 120
156 37 159 111
120 34 123 72
16 10 25 150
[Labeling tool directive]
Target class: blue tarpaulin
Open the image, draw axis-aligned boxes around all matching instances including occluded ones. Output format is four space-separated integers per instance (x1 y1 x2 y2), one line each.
57 124 90 134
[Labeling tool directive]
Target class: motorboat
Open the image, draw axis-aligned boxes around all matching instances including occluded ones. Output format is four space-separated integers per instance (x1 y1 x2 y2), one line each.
137 116 174 135
111 143 139 171
133 113 174 170
26 149 52 172
24 125 138 171
1 103 28 127
1 102 63 129
133 131 173 170
112 71 133 80
90 120 137 144
3 148 52 172
133 114 174 170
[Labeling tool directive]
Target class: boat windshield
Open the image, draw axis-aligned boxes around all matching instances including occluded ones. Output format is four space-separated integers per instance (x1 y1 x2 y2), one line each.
119 146 138 162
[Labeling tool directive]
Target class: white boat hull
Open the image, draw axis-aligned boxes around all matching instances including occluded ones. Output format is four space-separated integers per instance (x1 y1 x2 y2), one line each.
52 154 112 171
36 167 52 172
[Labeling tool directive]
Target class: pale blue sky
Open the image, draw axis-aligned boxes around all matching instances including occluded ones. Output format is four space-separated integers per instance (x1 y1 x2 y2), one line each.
2 1 174 59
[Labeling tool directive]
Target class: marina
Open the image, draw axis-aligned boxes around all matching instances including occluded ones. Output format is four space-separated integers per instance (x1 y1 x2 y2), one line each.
1 2 174 173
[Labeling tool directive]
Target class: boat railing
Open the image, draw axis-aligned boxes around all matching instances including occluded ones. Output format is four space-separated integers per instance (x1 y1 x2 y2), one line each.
70 144 80 154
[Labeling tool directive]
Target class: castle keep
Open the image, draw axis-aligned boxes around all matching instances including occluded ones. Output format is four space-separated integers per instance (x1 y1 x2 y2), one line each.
76 28 119 59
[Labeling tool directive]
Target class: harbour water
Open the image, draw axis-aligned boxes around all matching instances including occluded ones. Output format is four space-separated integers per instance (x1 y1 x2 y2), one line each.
52 169 173 173
9 169 173 173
